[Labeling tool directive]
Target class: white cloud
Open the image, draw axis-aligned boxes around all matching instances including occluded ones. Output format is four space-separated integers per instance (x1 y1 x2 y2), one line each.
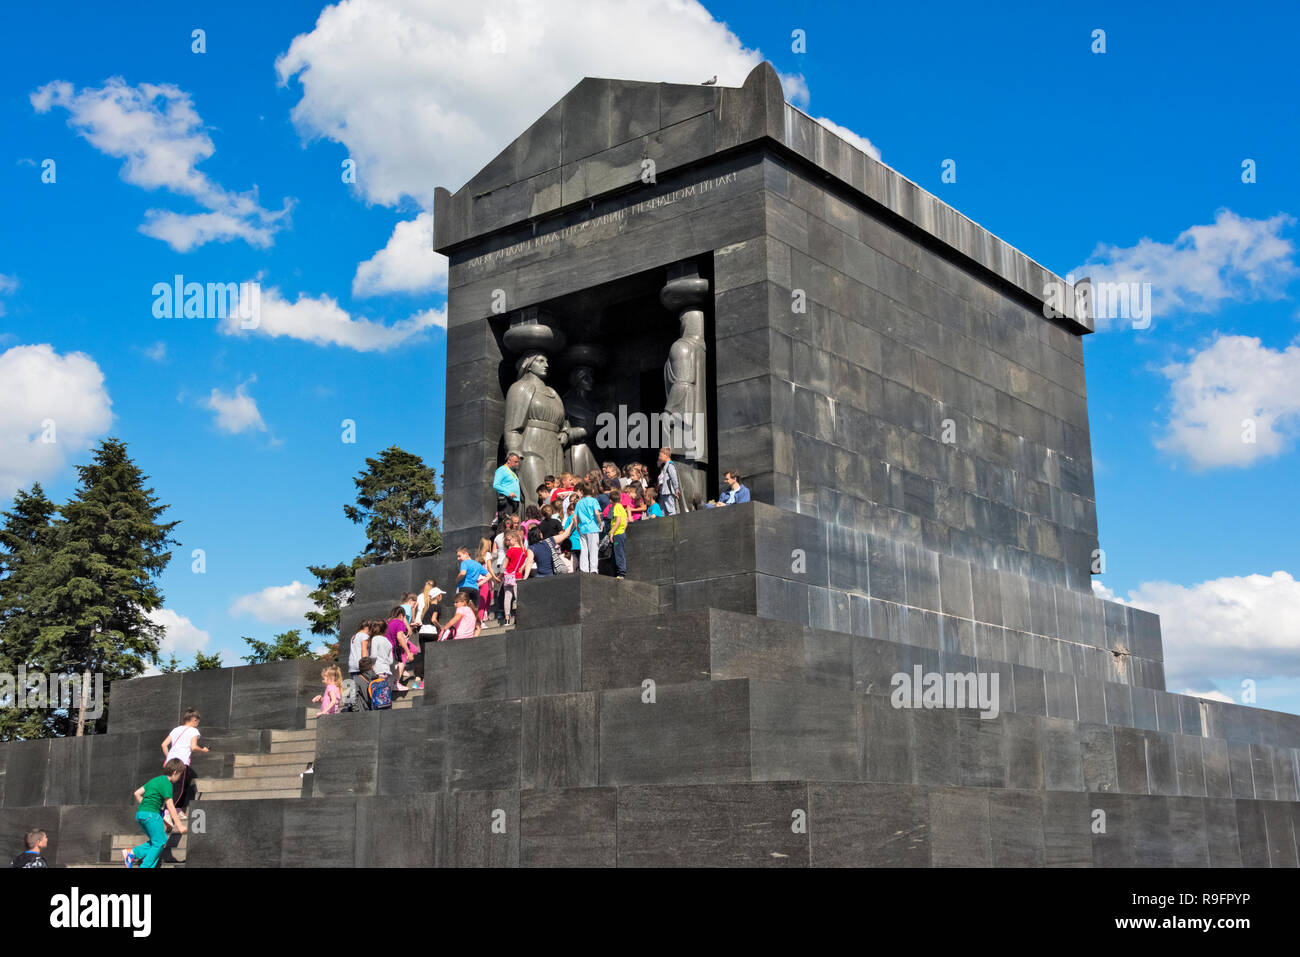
1076 209 1298 328
353 212 447 297
275 0 813 208
148 607 212 658
204 380 266 434
1106 572 1300 690
1180 689 1235 704
1157 334 1300 468
221 285 444 351
31 77 290 251
0 344 113 498
230 581 314 622
813 116 881 161
143 341 167 362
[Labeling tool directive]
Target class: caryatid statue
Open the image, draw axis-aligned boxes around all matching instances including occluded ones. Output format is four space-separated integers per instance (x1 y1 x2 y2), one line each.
660 263 710 509
502 319 585 505
562 343 605 477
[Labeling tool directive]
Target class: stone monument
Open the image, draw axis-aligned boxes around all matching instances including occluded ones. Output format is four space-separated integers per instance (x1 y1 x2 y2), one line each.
6 64 1296 869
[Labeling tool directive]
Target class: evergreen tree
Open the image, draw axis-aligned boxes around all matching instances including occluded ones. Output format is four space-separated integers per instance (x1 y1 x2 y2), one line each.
242 629 316 665
304 558 360 639
26 439 179 736
0 483 58 740
302 447 441 650
343 447 442 564
191 650 223 670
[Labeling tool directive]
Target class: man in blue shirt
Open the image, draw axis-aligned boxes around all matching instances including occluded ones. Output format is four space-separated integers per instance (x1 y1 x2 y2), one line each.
492 453 521 525
719 470 751 505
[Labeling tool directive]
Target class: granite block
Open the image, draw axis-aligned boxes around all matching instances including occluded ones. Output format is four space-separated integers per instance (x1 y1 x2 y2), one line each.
356 793 444 868
378 706 446 795
990 790 1046 866
185 798 283 868
1145 731 1176 796
449 789 519 867
1203 798 1242 867
282 797 356 867
1042 790 1092 867
929 787 991 866
617 780 808 867
520 787 617 868
599 679 751 786
808 782 930 867
521 692 599 789
444 699 521 791
1202 738 1232 799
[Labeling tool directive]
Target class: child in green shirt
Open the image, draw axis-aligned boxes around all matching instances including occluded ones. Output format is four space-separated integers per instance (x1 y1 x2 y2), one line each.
125 759 187 868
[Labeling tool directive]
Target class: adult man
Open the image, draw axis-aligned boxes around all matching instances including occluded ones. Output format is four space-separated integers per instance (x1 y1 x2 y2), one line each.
493 452 522 525
718 470 751 505
656 447 682 515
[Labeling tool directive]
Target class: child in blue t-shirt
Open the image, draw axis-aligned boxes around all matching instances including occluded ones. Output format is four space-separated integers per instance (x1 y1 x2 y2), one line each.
456 547 488 598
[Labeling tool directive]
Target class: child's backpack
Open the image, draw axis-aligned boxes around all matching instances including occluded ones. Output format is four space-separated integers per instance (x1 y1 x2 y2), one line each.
340 678 362 712
368 675 393 710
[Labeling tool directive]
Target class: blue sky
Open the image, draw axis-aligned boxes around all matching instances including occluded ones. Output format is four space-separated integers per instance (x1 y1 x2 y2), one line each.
1 0 1297 713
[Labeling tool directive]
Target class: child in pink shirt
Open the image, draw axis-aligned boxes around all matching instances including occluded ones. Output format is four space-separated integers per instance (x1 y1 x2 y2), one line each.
313 665 342 715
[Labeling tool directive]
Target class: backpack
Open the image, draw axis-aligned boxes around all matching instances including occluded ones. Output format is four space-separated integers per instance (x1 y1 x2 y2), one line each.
368 676 393 710
340 678 363 712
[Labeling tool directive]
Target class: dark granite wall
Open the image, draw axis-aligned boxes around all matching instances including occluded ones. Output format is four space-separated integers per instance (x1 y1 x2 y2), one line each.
760 154 1098 591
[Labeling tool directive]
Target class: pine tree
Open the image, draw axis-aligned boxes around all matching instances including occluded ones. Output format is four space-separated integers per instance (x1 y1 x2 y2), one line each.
304 558 360 639
0 483 58 740
343 447 442 564
27 439 179 736
303 447 442 651
242 629 317 664
191 651 223 670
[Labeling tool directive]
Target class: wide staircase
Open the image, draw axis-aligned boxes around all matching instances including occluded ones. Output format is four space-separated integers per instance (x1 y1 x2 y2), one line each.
77 688 424 867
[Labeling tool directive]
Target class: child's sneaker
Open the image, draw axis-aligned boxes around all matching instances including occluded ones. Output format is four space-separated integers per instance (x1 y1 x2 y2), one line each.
123 849 135 868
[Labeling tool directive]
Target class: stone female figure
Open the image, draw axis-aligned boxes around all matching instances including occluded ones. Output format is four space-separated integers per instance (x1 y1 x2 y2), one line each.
503 352 586 500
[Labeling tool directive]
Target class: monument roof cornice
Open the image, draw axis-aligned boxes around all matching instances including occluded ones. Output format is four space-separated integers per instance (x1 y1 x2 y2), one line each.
434 62 1090 334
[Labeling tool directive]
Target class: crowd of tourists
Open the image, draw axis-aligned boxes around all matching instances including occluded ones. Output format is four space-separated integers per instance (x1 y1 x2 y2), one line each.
11 451 755 868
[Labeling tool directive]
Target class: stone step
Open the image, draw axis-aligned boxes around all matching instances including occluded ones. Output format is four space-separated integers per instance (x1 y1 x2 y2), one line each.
201 788 304 801
414 606 1223 747
71 861 184 868
234 752 316 768
270 740 317 754
203 775 304 793
110 834 188 849
231 762 315 779
270 728 318 743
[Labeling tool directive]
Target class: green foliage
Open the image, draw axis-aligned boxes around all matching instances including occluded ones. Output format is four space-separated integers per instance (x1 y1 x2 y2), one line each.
0 483 59 739
192 650 223 671
241 629 317 665
343 446 442 564
303 447 441 646
305 558 361 638
0 441 178 738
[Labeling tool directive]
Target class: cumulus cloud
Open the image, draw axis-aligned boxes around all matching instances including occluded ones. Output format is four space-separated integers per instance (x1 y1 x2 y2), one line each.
30 77 290 251
204 380 267 434
275 0 818 208
220 285 444 351
1075 209 1298 328
353 212 447 297
230 581 314 622
0 344 113 498
1157 334 1300 468
1101 572 1300 692
148 607 212 658
813 115 881 161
